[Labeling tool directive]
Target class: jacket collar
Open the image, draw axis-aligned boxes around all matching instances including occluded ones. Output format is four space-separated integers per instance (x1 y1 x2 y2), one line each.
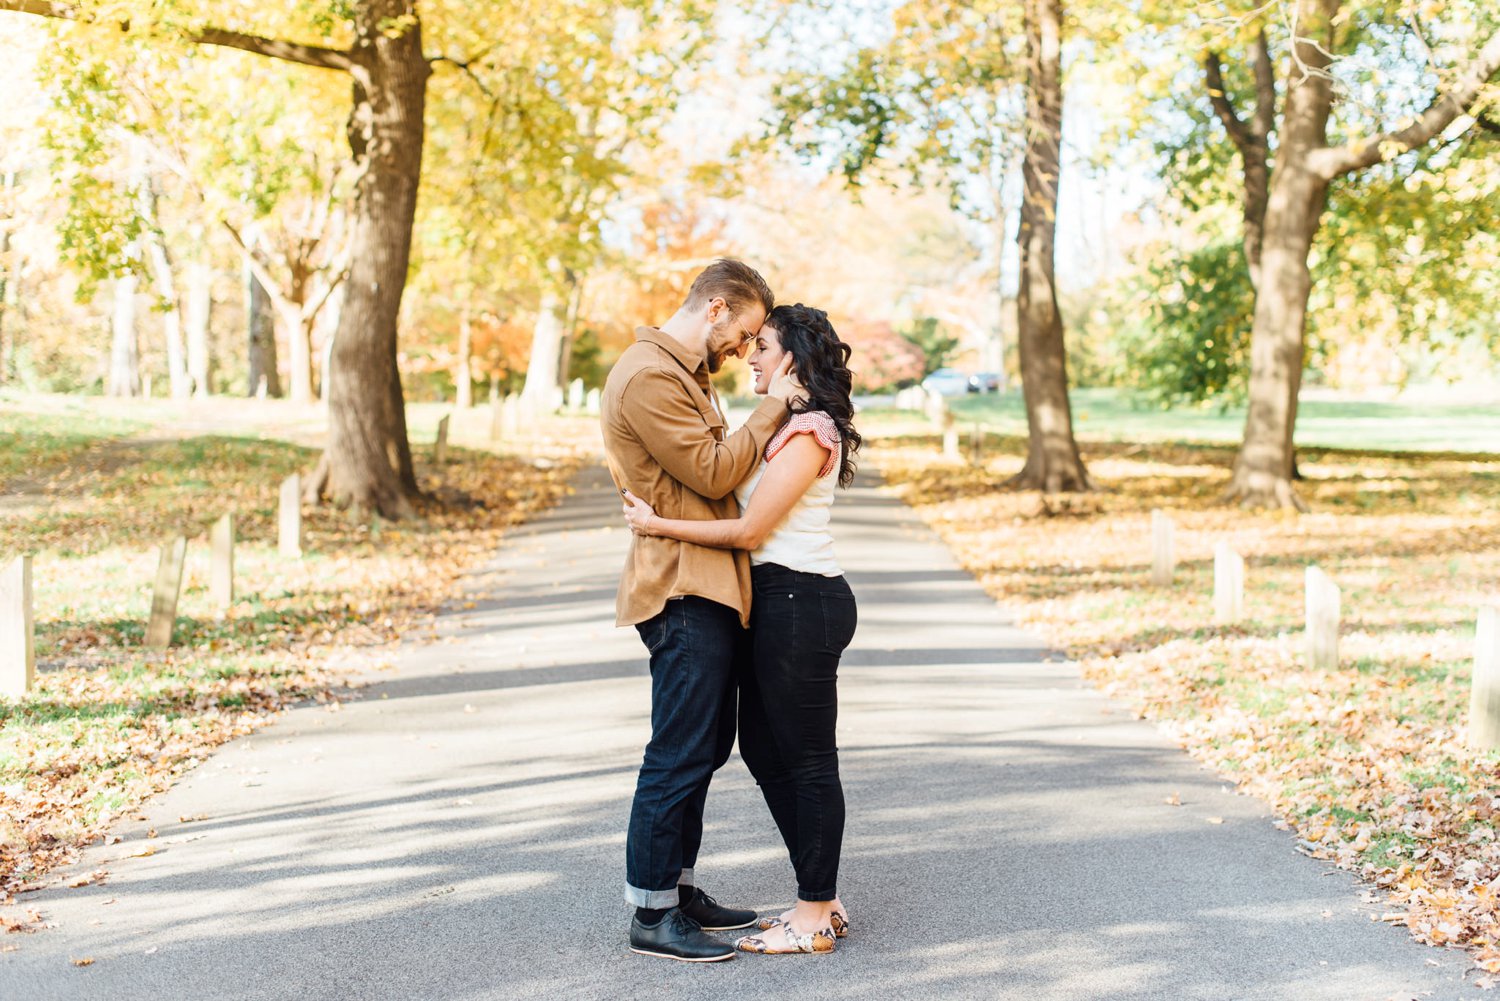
635 326 706 376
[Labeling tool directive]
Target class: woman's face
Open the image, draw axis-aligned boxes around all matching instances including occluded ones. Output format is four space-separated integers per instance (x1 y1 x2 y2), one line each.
747 322 788 396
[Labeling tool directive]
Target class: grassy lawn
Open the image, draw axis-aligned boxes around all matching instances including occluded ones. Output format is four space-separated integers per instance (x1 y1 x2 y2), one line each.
868 426 1500 973
0 396 583 913
869 387 1500 454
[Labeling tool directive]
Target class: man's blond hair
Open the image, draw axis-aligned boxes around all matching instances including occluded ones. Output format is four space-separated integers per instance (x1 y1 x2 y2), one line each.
683 259 774 318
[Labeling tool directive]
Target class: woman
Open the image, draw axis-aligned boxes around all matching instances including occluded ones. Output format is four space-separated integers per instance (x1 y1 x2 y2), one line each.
622 303 862 956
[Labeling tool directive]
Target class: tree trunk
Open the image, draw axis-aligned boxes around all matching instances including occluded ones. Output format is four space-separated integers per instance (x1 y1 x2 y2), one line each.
143 232 192 399
311 0 428 518
185 256 212 396
246 252 281 397
109 272 141 397
316 282 342 401
0 169 13 385
520 286 564 412
1225 0 1337 510
1008 0 1089 493
455 297 473 408
282 260 315 403
555 271 583 391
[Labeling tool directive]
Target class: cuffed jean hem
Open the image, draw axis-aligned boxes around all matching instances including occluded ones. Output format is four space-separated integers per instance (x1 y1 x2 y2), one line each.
677 868 695 886
625 881 682 908
797 887 838 903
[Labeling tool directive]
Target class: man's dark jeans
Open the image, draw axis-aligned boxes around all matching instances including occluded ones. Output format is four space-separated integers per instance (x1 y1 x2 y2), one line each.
625 596 743 908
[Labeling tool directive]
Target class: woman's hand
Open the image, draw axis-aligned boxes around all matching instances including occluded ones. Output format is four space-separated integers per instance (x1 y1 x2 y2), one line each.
784 367 808 409
767 354 806 407
621 489 657 536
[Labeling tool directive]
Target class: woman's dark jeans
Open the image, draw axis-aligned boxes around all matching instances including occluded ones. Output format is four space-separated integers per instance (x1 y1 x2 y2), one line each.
740 562 858 902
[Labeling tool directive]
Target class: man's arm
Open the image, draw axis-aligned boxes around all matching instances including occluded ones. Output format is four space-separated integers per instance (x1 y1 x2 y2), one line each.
624 433 829 548
619 367 788 500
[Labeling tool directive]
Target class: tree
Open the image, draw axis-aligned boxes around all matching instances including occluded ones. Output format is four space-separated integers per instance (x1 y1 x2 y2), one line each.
900 317 960 377
1198 1 1500 508
769 0 1091 491
1014 0 1090 491
2 0 431 515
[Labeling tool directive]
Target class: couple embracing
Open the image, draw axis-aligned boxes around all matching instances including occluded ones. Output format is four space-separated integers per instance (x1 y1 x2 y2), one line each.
601 259 863 962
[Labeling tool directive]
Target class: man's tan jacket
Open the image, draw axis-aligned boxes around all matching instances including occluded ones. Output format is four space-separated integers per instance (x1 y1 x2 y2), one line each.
601 327 789 628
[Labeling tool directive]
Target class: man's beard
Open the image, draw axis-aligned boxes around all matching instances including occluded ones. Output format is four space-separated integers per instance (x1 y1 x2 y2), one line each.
706 351 724 375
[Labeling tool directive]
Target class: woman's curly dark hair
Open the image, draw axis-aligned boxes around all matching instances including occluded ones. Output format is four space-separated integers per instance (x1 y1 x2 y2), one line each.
765 303 862 488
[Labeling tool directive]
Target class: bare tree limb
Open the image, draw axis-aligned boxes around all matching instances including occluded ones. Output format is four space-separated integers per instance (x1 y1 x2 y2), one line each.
1250 29 1275 139
1205 50 1257 154
1307 31 1500 179
0 0 353 72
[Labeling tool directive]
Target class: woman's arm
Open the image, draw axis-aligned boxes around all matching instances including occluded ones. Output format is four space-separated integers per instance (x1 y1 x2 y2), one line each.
623 433 829 550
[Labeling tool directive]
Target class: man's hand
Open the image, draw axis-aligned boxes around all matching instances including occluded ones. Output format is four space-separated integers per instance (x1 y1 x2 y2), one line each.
622 489 658 536
766 354 806 407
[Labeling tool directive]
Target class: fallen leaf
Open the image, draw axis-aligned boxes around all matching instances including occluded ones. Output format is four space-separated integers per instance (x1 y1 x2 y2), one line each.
71 957 94 967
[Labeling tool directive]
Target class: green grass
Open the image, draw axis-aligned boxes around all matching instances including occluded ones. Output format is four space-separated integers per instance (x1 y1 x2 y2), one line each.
0 407 149 480
869 387 1500 455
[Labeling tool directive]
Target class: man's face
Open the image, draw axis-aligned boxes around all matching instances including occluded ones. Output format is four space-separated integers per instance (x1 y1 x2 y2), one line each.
704 299 766 375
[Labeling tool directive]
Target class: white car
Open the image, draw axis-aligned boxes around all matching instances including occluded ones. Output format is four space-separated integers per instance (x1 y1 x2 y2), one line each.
921 368 971 397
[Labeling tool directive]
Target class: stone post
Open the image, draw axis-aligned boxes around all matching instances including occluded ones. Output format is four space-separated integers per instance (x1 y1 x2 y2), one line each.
0 555 34 699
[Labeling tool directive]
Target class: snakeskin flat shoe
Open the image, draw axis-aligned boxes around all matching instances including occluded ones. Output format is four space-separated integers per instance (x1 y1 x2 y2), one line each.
754 908 849 938
735 924 837 955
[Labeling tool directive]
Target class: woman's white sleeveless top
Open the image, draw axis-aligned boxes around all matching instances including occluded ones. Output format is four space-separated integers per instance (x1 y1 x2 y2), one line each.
734 411 843 577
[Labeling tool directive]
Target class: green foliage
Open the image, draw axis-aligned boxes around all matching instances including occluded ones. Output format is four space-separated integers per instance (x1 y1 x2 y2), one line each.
1128 1 1500 386
566 327 607 390
1117 241 1255 406
39 47 143 296
899 316 960 378
765 2 1023 218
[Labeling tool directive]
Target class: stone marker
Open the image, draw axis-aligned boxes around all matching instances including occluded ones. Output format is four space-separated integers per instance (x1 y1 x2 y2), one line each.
434 414 451 465
1305 565 1340 670
211 513 235 613
489 395 504 441
145 536 188 649
1469 606 1500 751
568 378 585 412
925 388 946 426
586 388 601 416
1 555 34 699
1150 510 1175 586
502 394 522 437
1213 543 1244 624
279 474 302 559
942 412 960 460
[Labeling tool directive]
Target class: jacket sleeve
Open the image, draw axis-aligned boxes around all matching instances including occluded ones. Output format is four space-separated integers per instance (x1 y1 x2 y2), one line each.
619 366 789 500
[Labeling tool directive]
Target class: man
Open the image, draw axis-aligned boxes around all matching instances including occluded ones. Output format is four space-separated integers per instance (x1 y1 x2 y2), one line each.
601 259 799 962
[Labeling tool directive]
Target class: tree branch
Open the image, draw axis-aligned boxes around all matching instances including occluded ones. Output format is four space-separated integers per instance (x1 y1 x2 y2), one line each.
0 0 352 72
1250 29 1275 139
1204 50 1256 154
1308 31 1500 179
191 27 351 71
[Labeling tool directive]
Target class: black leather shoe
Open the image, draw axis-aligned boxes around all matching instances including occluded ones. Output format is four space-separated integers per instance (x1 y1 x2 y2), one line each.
678 886 758 931
629 909 736 962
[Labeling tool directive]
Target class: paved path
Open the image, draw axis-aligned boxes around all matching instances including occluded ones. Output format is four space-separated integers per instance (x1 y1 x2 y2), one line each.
1 466 1480 1000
